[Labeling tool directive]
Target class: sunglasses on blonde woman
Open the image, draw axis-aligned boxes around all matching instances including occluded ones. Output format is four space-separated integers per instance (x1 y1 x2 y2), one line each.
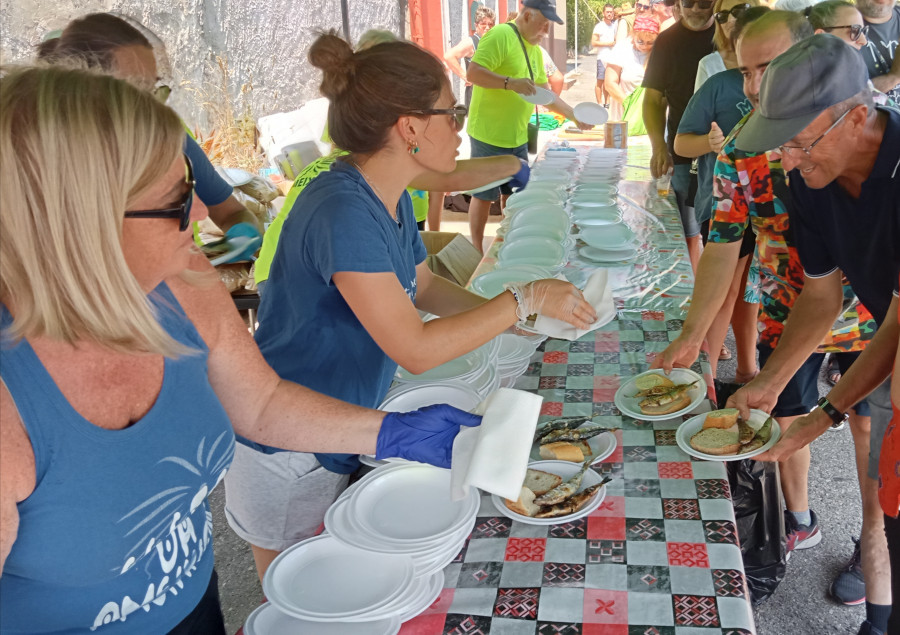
407 105 468 132
124 155 195 231
715 3 749 22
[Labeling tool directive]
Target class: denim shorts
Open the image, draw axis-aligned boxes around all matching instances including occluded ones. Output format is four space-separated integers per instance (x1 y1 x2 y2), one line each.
830 351 870 417
469 137 528 201
757 344 824 417
672 162 701 238
597 57 607 80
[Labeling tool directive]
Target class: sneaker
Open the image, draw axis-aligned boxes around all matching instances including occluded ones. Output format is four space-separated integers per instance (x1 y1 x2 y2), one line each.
830 537 866 605
857 620 885 635
829 418 847 432
785 509 823 552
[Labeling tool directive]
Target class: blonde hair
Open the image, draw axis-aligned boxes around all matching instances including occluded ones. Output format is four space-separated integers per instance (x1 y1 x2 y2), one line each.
0 64 191 357
713 0 761 53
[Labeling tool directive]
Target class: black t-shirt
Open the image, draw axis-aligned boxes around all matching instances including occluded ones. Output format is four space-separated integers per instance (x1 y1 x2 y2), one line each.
642 21 715 165
861 6 900 104
788 105 900 325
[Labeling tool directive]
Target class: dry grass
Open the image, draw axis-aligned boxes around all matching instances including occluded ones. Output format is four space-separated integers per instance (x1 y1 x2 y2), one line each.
189 56 266 172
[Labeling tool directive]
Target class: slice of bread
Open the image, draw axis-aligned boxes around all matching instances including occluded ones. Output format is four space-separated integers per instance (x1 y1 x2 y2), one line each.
523 468 563 496
639 391 692 416
635 373 675 391
690 426 741 455
505 486 540 516
703 408 739 430
574 439 593 459
539 441 585 462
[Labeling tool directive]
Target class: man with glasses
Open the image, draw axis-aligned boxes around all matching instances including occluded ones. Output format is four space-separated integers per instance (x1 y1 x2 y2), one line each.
654 14 880 602
642 0 716 271
858 0 900 104
592 4 619 107
731 34 900 635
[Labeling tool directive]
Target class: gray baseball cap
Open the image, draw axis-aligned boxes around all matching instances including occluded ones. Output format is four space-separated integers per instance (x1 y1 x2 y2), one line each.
522 0 565 24
735 34 869 153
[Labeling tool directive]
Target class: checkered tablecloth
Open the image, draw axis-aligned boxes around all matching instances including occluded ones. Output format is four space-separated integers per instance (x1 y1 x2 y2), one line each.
399 142 756 635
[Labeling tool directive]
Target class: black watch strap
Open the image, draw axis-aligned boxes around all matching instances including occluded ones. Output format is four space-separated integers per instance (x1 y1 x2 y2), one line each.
816 397 848 425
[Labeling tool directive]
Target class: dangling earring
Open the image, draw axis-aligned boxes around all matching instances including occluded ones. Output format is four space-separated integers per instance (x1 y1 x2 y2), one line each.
408 140 419 155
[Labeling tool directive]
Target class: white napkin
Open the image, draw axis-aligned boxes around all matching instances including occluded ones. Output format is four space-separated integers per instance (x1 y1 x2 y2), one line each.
527 269 616 340
450 388 544 501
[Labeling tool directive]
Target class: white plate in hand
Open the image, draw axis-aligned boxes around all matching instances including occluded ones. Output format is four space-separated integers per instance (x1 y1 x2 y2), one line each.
573 102 609 126
244 603 401 635
491 460 608 525
676 409 781 461
530 425 617 465
614 368 707 421
520 86 556 105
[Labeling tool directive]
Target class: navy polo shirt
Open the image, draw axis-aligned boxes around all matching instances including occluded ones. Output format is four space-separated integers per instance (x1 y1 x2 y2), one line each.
787 105 900 325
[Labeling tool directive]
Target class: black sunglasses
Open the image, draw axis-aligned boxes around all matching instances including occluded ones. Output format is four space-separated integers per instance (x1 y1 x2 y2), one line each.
636 3 652 10
682 0 714 9
822 23 869 41
715 3 749 22
124 154 195 232
407 105 468 132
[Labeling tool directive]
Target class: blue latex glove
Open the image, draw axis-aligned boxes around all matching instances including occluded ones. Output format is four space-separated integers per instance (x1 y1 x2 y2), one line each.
223 222 262 263
507 158 531 192
376 404 482 468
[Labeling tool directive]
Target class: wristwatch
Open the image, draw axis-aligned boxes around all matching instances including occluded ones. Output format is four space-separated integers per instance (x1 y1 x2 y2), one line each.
816 397 848 426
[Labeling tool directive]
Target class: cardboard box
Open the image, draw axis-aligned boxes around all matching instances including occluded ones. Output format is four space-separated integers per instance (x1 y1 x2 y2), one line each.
420 231 482 286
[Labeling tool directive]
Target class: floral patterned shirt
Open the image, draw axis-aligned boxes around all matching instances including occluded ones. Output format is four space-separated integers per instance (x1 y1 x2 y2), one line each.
709 113 875 353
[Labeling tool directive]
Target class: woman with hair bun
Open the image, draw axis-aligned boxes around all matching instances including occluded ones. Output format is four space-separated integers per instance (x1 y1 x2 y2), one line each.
226 31 598 581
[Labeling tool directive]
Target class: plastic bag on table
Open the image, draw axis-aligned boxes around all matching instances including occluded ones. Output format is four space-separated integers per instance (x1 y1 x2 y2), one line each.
727 458 787 605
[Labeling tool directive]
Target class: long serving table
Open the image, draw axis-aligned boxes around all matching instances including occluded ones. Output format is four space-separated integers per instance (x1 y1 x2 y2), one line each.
398 140 757 634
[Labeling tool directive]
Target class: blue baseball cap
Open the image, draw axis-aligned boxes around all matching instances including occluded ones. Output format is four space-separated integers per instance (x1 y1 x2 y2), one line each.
523 0 564 24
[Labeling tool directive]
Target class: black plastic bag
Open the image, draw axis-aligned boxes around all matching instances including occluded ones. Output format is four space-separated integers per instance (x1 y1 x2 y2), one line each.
716 380 788 604
727 459 788 604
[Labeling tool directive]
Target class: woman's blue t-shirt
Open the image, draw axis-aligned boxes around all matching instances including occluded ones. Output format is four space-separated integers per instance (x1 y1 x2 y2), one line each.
678 68 753 223
253 159 427 472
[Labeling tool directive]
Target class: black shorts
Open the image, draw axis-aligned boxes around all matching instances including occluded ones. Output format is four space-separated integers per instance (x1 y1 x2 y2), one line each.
168 569 226 635
757 344 824 417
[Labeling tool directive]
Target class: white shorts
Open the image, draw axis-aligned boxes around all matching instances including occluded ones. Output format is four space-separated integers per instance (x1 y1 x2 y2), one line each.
223 444 350 552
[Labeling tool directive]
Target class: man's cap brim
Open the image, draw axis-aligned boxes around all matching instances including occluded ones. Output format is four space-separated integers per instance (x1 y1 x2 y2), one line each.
734 109 822 154
542 9 564 24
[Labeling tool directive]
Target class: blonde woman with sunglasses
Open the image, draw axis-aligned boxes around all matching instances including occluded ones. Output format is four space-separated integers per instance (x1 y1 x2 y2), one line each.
0 65 487 634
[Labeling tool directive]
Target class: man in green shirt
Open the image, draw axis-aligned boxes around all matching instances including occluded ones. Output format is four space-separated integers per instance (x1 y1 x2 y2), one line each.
466 0 589 253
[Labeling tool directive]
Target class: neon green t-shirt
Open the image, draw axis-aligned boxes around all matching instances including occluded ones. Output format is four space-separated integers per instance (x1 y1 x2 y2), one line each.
254 151 345 284
255 152 428 284
468 23 548 148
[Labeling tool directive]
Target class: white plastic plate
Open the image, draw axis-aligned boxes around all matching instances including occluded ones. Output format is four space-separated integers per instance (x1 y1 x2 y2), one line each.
614 368 708 421
676 409 781 461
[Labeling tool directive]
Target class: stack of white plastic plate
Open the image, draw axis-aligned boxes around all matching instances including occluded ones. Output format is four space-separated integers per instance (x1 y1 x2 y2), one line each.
379 380 481 414
496 333 538 388
497 236 567 269
244 602 402 635
470 264 553 298
395 339 499 399
324 462 477 580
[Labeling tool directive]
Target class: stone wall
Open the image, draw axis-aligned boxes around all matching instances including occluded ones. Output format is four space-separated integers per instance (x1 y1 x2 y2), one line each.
0 0 405 130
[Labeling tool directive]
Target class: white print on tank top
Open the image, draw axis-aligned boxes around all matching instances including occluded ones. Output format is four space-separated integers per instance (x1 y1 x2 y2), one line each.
90 431 234 630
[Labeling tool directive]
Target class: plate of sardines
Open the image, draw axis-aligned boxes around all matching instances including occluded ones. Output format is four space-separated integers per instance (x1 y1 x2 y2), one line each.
676 408 781 461
614 368 707 421
493 460 612 525
529 416 618 465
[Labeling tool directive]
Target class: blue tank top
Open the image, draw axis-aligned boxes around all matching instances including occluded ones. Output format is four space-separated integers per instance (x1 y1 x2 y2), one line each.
0 283 235 634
